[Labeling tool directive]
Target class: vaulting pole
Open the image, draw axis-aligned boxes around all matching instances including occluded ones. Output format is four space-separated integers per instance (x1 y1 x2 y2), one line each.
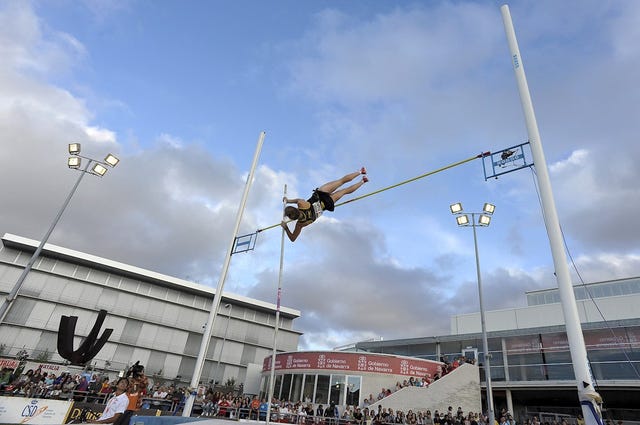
501 6 603 424
183 131 266 417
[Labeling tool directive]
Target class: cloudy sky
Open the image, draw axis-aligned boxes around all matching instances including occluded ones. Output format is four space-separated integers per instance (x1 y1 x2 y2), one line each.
1 0 639 351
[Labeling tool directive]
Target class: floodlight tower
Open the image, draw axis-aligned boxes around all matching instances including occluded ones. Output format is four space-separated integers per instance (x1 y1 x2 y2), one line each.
0 144 119 324
450 202 496 425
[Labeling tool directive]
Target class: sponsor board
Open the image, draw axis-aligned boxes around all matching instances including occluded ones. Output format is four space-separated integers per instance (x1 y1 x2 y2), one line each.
0 396 72 424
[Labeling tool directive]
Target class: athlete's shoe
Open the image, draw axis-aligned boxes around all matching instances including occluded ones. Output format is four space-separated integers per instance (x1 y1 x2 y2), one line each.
360 166 367 174
362 175 369 183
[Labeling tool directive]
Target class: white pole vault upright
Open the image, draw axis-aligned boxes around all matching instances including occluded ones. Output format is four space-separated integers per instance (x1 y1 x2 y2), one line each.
265 184 287 425
501 6 603 425
182 131 266 417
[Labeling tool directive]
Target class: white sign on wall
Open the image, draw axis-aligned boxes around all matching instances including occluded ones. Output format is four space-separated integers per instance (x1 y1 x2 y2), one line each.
0 396 73 424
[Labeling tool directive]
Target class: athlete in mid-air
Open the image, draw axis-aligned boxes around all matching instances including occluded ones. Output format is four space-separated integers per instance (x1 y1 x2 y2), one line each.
281 167 368 242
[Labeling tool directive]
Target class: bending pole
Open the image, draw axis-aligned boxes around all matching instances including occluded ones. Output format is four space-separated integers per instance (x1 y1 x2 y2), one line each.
256 152 489 233
182 131 266 417
266 184 287 425
501 6 603 425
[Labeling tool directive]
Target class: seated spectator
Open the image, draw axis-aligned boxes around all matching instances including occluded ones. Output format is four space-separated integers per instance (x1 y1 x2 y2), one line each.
74 376 90 401
59 375 77 400
86 375 101 402
40 373 55 398
217 395 231 417
99 377 112 397
279 402 291 422
152 385 168 399
201 390 217 417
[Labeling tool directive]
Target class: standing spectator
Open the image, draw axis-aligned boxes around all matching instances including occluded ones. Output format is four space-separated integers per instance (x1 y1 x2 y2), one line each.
363 394 375 408
259 398 269 421
316 404 325 421
325 402 339 425
249 396 260 419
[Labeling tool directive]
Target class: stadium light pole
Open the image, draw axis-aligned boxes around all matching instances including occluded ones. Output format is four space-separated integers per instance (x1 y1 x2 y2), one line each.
450 202 495 425
0 144 119 325
214 303 232 385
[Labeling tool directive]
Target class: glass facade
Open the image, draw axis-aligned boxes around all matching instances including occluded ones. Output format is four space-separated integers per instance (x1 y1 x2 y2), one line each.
358 325 640 386
261 373 362 406
527 277 640 306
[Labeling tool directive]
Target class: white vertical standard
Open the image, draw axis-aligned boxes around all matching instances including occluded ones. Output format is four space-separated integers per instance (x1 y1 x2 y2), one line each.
182 131 266 417
266 184 288 425
500 6 603 425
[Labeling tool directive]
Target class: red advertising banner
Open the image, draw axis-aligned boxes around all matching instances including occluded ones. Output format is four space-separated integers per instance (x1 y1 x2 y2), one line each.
539 327 640 352
263 352 440 378
540 333 569 352
505 336 541 354
0 358 20 369
584 328 640 349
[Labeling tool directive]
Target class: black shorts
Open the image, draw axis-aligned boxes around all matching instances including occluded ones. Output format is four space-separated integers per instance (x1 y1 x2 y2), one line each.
308 190 335 212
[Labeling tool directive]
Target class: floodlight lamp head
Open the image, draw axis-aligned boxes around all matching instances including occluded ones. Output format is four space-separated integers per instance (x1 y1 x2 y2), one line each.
224 303 231 309
483 203 496 215
92 163 108 176
68 143 81 155
478 214 492 226
104 154 120 167
456 215 469 226
67 156 81 169
450 203 463 214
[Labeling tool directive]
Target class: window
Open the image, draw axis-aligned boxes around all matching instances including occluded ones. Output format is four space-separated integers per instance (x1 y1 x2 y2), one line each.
290 374 303 402
87 270 108 284
346 376 361 406
329 375 345 405
315 375 330 404
5 298 37 325
146 351 167 375
303 375 316 403
74 266 90 280
184 332 202 356
112 345 134 365
37 257 56 272
120 278 139 292
0 246 19 262
281 374 293 401
121 319 143 345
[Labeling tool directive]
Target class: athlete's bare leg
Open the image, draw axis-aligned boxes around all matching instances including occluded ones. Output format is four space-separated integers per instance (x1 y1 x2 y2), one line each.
329 179 367 203
318 168 366 194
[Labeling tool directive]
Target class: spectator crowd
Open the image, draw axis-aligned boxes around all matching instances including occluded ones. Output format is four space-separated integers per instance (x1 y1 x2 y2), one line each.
0 359 595 425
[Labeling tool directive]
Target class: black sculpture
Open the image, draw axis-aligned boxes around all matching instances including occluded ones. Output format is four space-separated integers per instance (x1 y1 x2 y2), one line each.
57 309 113 365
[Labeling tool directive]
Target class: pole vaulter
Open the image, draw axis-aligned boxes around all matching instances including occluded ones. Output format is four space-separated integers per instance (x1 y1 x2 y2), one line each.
250 151 490 237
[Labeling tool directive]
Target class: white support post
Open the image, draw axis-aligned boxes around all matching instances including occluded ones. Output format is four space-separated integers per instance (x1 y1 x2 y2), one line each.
500 6 603 425
182 131 266 417
266 184 287 425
